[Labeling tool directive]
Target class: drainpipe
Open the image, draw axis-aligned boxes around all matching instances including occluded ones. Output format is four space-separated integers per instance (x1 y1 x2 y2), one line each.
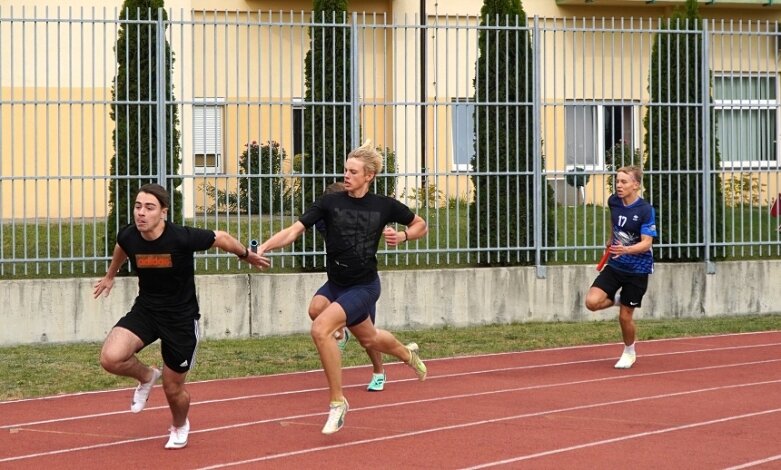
420 0 427 186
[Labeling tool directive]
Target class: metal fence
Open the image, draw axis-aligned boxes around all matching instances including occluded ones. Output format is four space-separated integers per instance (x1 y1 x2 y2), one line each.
1 7 780 277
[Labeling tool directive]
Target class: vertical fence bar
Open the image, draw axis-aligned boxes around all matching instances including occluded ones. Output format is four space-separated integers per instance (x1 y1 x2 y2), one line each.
351 12 360 150
155 8 166 188
533 15 545 278
702 20 714 273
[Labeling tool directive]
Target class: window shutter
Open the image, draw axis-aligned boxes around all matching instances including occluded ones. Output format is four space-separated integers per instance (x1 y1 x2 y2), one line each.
193 102 223 155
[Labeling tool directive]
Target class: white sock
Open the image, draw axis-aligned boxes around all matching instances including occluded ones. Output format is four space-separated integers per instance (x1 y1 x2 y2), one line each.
624 343 636 355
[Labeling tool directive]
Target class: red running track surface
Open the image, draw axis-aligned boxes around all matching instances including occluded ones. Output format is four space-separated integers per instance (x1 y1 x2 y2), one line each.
1 331 780 469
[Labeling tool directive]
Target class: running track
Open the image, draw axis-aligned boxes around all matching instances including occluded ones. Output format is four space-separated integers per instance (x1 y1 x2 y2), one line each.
2 331 780 469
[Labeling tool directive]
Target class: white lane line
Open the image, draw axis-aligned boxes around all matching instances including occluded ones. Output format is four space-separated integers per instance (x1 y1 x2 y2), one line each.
2 330 778 406
724 454 781 470
461 408 781 469
2 365 780 464
2 344 780 430
194 379 781 470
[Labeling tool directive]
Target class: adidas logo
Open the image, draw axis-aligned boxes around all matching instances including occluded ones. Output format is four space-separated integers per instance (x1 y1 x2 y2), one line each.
179 360 188 367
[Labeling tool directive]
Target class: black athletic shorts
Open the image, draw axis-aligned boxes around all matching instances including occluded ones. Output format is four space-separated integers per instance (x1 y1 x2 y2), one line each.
115 304 200 373
591 264 649 309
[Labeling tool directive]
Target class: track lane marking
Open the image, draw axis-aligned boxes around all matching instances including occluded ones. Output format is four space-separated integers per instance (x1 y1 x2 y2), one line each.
195 379 781 469
2 364 780 464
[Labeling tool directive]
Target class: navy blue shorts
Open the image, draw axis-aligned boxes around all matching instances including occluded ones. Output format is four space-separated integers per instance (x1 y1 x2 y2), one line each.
115 304 200 373
314 275 380 327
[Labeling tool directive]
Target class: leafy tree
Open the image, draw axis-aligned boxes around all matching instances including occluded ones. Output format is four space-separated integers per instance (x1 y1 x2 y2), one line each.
297 0 352 269
239 141 284 214
108 0 182 249
198 141 285 215
642 0 723 261
470 0 555 265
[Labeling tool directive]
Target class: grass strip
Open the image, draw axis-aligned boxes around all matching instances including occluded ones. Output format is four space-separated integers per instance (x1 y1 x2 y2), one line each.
1 314 779 401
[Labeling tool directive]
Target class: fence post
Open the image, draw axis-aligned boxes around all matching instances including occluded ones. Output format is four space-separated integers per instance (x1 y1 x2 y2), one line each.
533 15 546 279
155 8 167 187
350 12 360 150
701 20 715 274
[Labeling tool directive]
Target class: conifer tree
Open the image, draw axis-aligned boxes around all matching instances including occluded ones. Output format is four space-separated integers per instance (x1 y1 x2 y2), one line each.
643 0 723 261
108 0 181 249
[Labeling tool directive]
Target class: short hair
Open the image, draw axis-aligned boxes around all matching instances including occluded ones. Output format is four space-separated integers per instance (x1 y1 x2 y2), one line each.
323 181 345 195
136 183 170 209
347 140 383 175
617 165 643 184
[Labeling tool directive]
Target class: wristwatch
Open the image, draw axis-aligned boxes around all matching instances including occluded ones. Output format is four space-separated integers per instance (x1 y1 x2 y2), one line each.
238 247 249 259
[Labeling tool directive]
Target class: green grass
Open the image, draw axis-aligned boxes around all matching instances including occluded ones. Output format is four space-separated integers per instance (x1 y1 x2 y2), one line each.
1 314 779 401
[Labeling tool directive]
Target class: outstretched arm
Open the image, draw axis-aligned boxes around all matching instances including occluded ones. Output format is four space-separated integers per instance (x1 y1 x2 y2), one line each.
212 230 270 269
258 221 307 257
93 243 128 298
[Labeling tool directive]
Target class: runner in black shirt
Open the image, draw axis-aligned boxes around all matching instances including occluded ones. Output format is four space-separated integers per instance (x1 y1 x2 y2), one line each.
93 183 268 449
313 182 387 392
257 141 429 434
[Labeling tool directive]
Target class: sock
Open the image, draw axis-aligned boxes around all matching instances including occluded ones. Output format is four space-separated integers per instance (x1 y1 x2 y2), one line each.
624 343 636 355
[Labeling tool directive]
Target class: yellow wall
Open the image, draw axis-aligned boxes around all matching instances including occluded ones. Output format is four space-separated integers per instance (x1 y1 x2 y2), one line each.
2 0 780 218
1 87 111 218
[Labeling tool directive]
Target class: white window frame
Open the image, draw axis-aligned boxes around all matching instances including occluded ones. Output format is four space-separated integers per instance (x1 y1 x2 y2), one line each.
193 97 224 174
713 73 779 169
449 98 475 172
564 102 639 172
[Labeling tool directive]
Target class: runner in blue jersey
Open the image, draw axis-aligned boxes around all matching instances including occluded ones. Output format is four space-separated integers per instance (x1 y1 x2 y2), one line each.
257 140 429 435
585 166 657 369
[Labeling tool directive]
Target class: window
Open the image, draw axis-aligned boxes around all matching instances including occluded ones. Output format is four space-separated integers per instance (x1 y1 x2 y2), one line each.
292 98 304 158
193 98 224 174
714 75 778 167
450 99 475 172
565 104 637 170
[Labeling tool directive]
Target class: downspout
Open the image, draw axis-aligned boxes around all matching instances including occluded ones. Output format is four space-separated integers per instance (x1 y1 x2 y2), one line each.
420 0 427 186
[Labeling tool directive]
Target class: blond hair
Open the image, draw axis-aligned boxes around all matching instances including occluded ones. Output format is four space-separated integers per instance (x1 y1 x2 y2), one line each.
617 165 643 184
347 140 383 175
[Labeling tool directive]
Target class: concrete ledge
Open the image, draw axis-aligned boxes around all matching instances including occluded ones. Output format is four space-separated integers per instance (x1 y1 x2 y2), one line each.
1 260 779 346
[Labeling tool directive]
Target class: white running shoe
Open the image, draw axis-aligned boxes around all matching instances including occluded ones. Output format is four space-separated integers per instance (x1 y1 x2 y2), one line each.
130 367 162 413
405 343 427 381
321 398 349 435
614 352 636 369
165 418 190 449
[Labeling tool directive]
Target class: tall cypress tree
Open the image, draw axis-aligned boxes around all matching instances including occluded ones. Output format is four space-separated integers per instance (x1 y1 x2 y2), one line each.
108 0 182 249
470 0 553 266
298 0 351 268
642 0 723 261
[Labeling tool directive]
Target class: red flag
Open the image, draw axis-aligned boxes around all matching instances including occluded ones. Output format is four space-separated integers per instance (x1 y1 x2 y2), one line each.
771 194 781 218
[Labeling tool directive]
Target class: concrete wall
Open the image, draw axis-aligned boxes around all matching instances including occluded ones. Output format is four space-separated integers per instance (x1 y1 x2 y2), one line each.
1 261 779 346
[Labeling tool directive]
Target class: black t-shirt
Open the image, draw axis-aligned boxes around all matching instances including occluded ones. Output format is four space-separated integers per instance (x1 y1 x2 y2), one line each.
117 221 216 320
299 192 415 286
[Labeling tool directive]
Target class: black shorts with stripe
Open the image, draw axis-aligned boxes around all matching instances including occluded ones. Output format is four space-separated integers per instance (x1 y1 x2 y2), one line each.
115 304 200 373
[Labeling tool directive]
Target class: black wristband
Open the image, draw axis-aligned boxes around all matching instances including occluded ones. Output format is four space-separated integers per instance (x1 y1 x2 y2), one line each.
401 230 408 243
238 247 249 259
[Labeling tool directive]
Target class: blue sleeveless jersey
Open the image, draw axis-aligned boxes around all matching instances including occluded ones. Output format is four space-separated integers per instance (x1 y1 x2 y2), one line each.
607 194 657 274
